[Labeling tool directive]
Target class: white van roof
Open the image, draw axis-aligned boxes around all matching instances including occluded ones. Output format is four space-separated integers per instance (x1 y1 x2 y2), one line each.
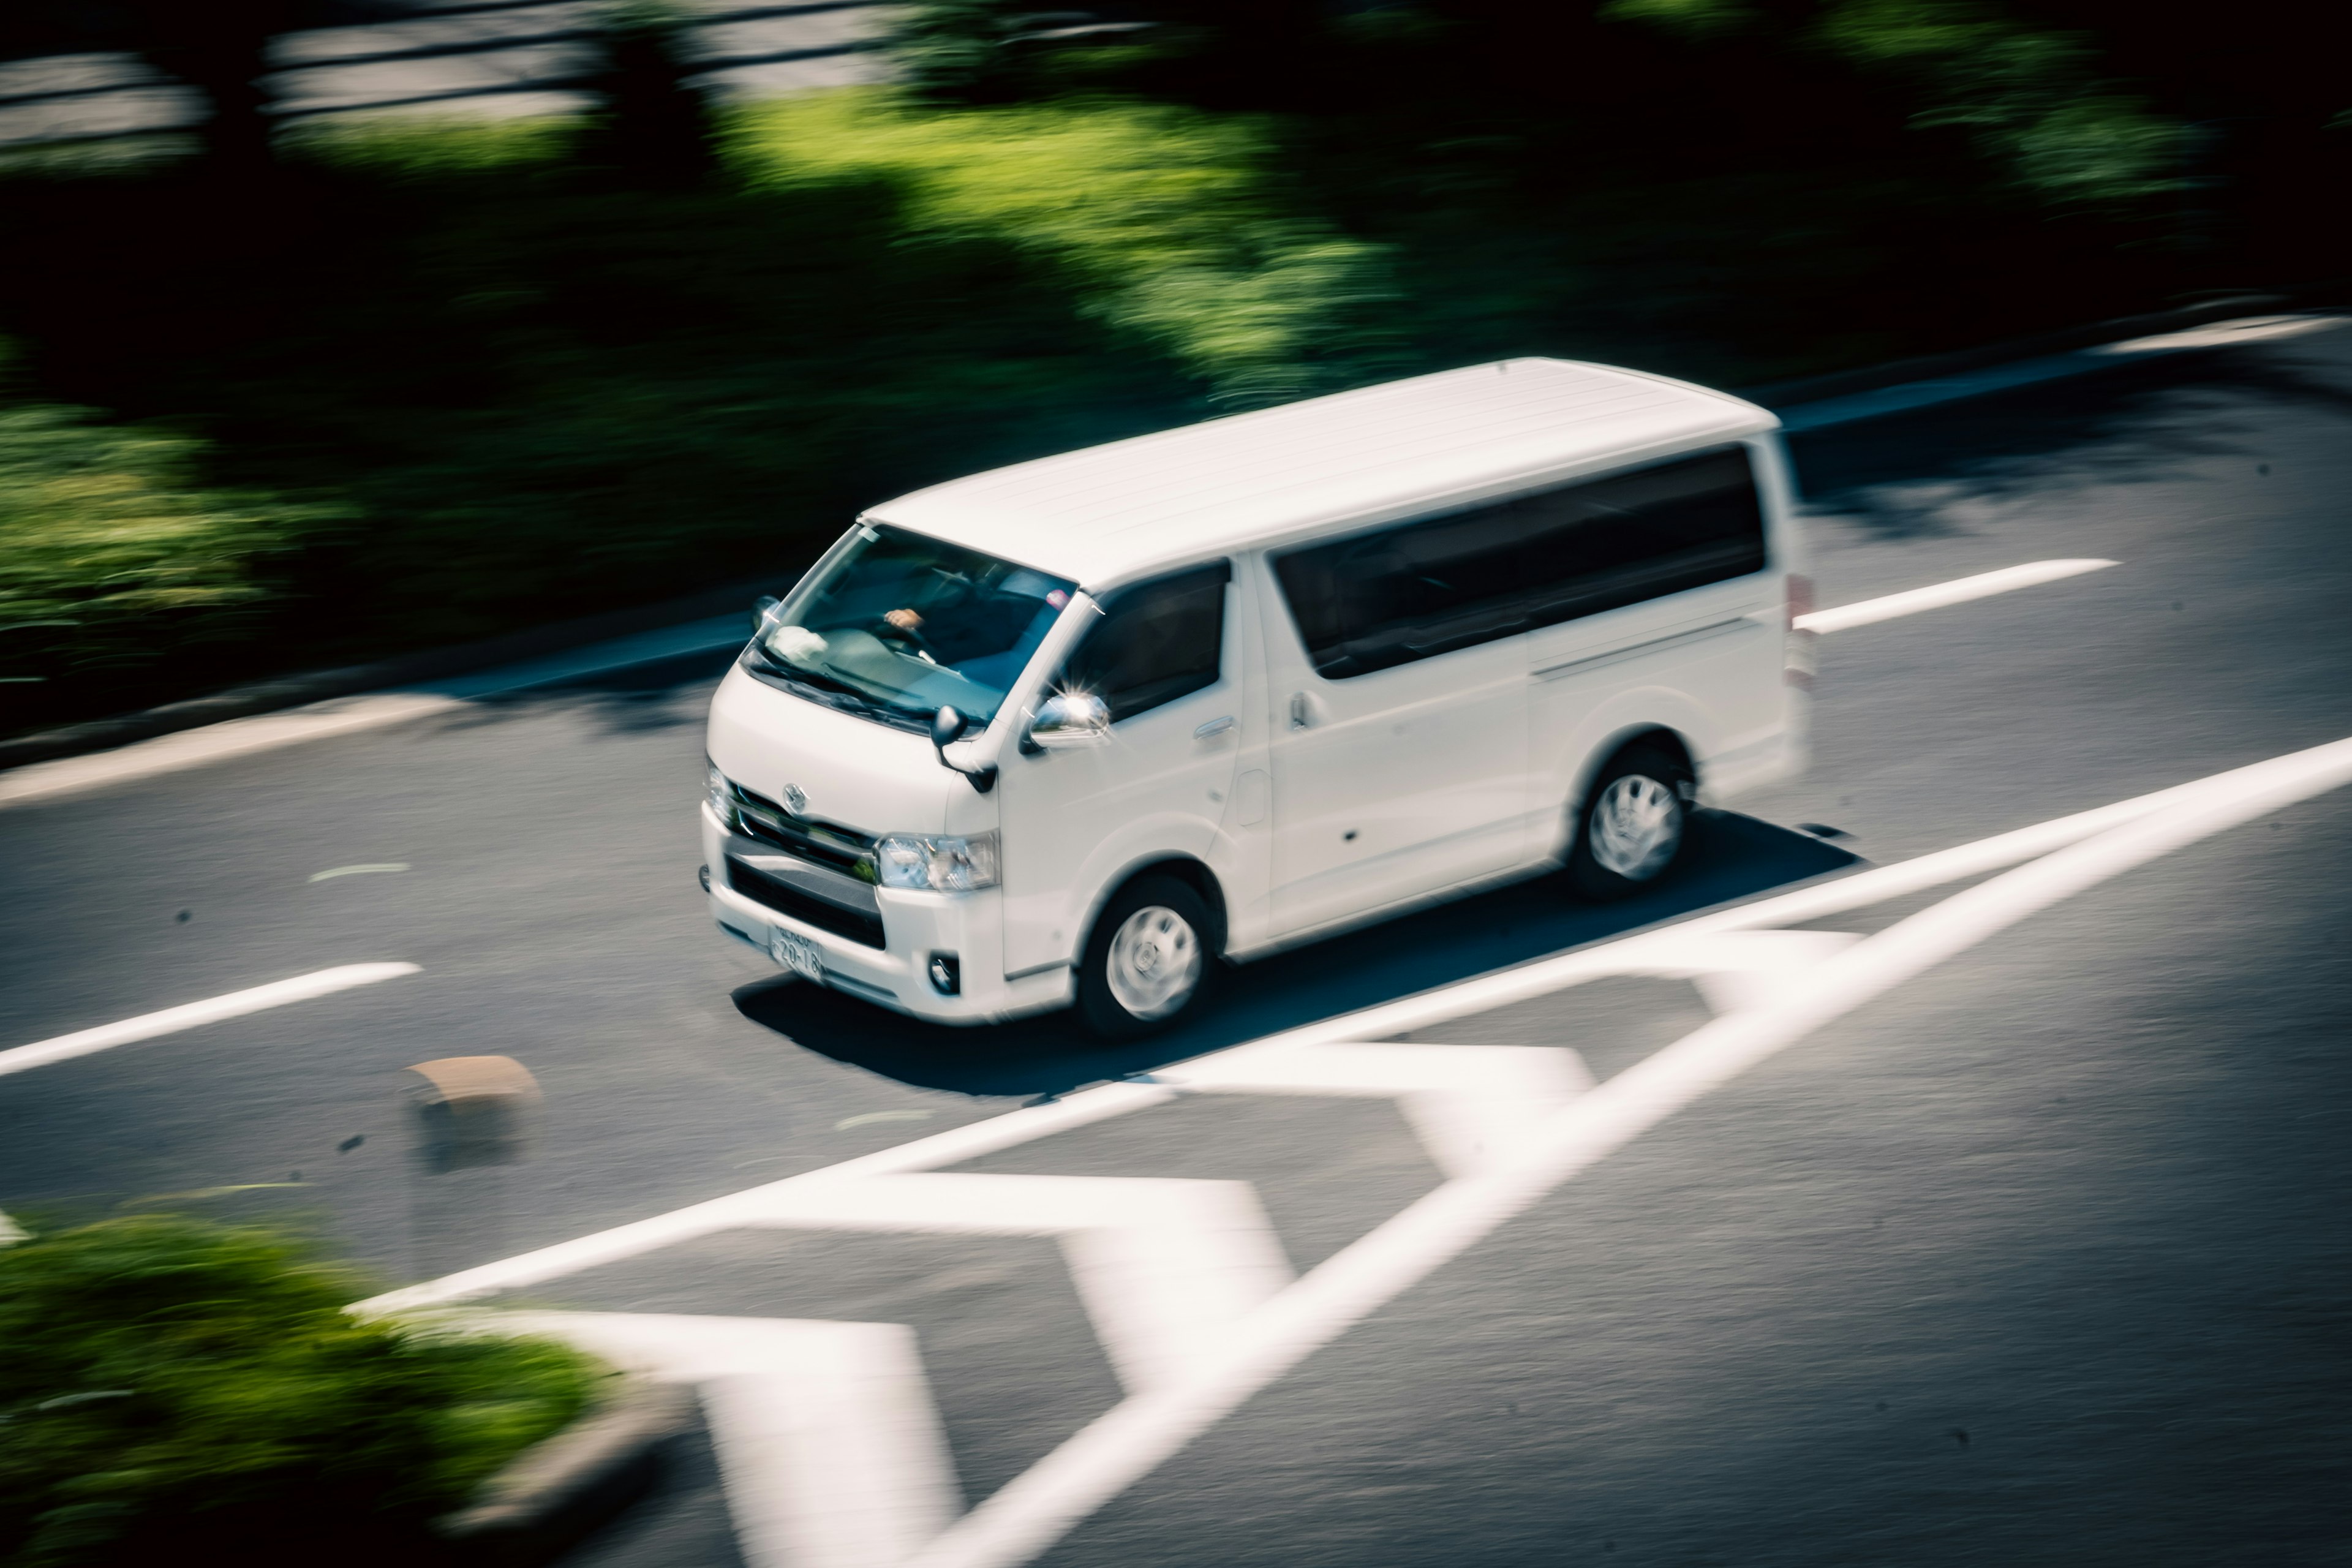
865 357 1776 587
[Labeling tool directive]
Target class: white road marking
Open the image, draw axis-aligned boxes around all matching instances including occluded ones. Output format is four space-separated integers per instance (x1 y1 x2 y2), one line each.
1777 312 2346 432
836 1109 938 1131
309 862 410 881
2089 314 2345 356
1626 928 1863 1014
500 1312 962 1568
355 736 2352 1568
740 1174 1294 1394
1164 1044 1594 1178
1797 559 2117 635
0 962 420 1077
909 732 2352 1568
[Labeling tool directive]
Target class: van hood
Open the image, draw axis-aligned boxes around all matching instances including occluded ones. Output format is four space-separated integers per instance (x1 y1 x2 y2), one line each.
706 664 991 839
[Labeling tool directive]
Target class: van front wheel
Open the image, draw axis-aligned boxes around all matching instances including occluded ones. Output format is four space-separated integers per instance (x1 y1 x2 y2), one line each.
1076 875 1214 1038
1567 744 1694 899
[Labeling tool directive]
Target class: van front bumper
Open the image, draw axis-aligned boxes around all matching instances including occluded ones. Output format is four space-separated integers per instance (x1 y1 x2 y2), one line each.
701 807 1069 1025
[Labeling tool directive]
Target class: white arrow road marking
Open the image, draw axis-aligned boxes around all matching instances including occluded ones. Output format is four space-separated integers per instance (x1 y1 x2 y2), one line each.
359 736 2352 1568
741 1175 1293 1393
1796 559 2117 635
905 733 2352 1568
1615 928 1864 1014
0 962 421 1077
1163 1044 1594 1178
497 1312 960 1568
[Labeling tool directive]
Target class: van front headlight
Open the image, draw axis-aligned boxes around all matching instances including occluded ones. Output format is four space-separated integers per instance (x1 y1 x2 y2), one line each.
874 831 1000 892
704 756 738 830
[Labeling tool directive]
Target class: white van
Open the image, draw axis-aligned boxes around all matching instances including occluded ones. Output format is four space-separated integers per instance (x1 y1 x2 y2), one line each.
702 358 1809 1037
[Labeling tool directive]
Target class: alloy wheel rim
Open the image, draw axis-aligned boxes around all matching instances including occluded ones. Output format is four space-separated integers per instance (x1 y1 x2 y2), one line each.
1106 905 1202 1020
1590 774 1683 881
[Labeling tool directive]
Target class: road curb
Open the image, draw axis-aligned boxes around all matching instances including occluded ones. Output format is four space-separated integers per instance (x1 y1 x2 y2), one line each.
1735 292 2290 408
0 579 769 774
438 1375 696 1566
0 288 2335 787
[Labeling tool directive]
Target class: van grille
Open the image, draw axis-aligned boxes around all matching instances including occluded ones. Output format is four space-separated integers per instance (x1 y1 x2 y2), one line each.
728 786 876 878
726 856 887 949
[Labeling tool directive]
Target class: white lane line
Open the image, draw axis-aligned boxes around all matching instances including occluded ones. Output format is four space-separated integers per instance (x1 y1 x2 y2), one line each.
1798 559 2117 635
0 962 421 1077
0 613 748 811
909 731 2352 1568
1777 312 2346 432
309 862 410 881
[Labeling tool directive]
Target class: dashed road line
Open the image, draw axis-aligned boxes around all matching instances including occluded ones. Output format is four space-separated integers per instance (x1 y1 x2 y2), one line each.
0 962 420 1077
1798 559 2118 635
358 733 2352 1568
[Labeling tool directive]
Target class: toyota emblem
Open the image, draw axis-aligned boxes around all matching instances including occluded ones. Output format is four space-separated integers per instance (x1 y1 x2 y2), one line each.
782 783 808 815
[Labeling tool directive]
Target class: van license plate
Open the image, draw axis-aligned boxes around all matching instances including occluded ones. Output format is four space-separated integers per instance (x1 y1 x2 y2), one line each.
770 928 824 982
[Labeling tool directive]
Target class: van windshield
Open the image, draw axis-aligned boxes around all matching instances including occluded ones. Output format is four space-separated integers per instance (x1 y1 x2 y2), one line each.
743 524 1076 733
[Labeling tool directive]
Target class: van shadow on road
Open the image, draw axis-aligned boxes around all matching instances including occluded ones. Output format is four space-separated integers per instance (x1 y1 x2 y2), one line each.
733 812 1858 1099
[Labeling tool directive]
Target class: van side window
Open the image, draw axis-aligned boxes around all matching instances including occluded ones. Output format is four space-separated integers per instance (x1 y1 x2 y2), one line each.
1060 561 1231 723
1273 446 1766 679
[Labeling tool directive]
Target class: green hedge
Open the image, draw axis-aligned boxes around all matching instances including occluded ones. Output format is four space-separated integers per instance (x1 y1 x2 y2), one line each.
0 390 330 698
0 1216 600 1565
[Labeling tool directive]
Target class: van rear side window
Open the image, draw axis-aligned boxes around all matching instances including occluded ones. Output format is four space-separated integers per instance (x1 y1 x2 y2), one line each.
1273 446 1766 679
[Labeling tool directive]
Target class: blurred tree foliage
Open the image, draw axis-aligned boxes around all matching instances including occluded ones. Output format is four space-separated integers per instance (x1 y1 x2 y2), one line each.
1608 0 2181 208
734 92 1397 403
0 1216 600 1565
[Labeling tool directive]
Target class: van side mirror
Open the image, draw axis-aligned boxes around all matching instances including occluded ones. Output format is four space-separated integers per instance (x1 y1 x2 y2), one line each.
930 706 997 794
752 595 782 632
1022 691 1112 754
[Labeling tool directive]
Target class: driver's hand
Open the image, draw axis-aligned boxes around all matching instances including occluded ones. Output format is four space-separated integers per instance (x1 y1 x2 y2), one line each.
884 609 923 631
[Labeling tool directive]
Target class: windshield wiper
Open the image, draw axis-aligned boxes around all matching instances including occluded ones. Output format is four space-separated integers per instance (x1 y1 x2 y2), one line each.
744 649 930 732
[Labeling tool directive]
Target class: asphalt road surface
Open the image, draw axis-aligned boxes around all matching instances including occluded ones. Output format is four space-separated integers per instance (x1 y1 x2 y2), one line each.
4 325 2350 1568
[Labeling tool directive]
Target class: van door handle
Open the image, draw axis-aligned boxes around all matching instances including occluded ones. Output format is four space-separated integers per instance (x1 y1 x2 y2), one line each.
1194 715 1235 740
1289 693 1311 729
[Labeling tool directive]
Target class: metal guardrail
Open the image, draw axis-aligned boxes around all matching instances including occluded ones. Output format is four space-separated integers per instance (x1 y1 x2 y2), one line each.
0 0 896 148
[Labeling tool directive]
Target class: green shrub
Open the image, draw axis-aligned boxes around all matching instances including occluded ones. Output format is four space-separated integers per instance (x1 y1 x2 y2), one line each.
0 395 328 693
0 1216 601 1565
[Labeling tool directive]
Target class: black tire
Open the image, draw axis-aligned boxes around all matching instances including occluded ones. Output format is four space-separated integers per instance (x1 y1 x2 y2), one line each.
1566 742 1695 900
1076 874 1218 1039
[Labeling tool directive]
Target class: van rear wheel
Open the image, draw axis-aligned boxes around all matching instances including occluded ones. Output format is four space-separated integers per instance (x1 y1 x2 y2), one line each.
1568 743 1694 900
1077 875 1214 1039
